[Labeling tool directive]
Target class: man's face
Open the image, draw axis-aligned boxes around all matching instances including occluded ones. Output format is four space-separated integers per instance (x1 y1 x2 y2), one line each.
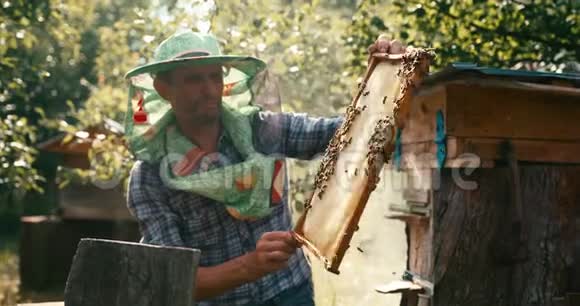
157 64 224 126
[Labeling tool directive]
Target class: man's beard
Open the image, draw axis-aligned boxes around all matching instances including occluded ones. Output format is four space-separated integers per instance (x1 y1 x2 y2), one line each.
193 112 219 125
191 100 221 125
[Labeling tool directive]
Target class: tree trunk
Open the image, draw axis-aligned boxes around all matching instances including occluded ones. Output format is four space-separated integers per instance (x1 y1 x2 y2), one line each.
432 165 580 306
64 238 200 306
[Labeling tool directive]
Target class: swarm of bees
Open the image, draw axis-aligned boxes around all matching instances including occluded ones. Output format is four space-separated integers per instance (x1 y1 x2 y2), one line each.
305 49 434 210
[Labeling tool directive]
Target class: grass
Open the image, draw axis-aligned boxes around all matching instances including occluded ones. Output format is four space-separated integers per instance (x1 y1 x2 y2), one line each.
0 234 63 306
0 234 19 306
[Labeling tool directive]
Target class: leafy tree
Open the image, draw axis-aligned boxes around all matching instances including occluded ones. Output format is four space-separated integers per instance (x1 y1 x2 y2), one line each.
211 0 354 115
0 115 44 207
43 1 204 190
0 0 163 208
342 0 388 77
389 0 579 71
0 0 91 208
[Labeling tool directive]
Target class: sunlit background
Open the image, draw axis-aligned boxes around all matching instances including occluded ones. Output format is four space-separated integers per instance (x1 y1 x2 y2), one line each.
1 0 578 305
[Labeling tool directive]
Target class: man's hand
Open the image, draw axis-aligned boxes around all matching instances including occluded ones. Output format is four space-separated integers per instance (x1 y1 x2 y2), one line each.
243 231 300 278
367 34 406 61
195 231 301 301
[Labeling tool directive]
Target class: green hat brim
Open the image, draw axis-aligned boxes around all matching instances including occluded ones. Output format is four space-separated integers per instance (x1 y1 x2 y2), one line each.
124 55 267 79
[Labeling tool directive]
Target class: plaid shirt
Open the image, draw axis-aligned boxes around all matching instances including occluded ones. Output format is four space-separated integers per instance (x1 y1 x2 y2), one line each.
127 110 343 306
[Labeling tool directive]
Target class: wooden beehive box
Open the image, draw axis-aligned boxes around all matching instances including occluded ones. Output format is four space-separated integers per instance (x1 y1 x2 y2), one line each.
383 64 580 306
37 124 133 221
397 63 580 170
21 123 139 292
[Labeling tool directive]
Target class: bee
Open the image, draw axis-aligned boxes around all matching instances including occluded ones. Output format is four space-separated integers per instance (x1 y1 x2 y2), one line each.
382 96 387 104
354 168 358 176
363 91 370 96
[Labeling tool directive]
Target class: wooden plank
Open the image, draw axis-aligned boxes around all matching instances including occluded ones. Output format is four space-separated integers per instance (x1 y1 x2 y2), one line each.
400 154 493 170
18 303 64 306
403 169 433 207
375 280 424 294
457 138 580 164
399 137 477 169
407 218 432 280
446 82 580 141
389 203 431 217
399 137 580 169
400 85 446 144
405 217 433 306
403 189 430 204
64 239 200 306
386 214 429 222
406 168 434 191
417 294 431 306
399 142 438 169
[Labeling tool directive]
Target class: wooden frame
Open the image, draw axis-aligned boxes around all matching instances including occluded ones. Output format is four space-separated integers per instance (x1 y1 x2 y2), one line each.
292 49 434 274
397 78 580 170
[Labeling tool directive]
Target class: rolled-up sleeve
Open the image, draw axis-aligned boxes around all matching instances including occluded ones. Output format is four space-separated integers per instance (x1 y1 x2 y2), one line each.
126 161 184 247
252 111 343 159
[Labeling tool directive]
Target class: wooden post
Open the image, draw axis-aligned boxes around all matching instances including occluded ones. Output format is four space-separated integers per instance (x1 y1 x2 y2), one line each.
64 238 200 306
430 165 580 306
19 216 59 290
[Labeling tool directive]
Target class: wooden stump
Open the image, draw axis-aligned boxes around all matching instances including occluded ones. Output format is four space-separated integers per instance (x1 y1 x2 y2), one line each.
20 216 60 291
19 216 140 291
64 238 200 306
431 165 580 306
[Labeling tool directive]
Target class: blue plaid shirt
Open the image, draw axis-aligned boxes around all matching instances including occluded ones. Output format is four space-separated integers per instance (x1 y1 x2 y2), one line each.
127 110 343 306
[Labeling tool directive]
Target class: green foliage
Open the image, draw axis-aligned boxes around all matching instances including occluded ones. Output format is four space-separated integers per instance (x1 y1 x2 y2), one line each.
211 0 354 115
0 0 99 120
0 244 19 306
343 0 387 77
0 0 199 199
390 0 579 71
43 3 192 191
0 115 44 201
1 0 105 202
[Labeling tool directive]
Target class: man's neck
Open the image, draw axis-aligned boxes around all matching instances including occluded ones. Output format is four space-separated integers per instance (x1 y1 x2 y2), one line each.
177 120 221 152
